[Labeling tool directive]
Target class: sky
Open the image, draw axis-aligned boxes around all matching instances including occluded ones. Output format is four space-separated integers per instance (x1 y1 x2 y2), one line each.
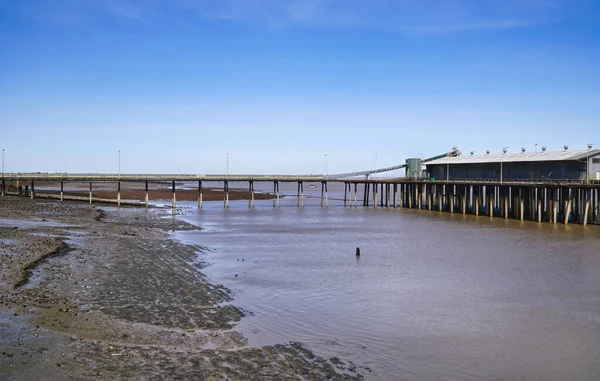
1 0 599 175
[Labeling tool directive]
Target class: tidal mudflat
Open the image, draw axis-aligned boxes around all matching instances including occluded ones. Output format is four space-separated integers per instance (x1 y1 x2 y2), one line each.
0 196 361 380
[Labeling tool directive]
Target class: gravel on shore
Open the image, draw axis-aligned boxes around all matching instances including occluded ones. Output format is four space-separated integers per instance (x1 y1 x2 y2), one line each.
0 196 363 380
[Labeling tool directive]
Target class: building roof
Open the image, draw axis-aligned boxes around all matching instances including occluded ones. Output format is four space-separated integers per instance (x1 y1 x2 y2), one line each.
425 149 600 165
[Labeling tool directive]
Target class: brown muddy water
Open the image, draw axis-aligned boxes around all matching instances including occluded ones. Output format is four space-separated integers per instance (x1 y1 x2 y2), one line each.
170 183 600 381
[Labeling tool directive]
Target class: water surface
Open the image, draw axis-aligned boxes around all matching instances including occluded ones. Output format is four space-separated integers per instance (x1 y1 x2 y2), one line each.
173 192 600 381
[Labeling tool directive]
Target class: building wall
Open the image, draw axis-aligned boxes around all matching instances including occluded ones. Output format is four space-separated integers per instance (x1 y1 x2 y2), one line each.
427 160 591 181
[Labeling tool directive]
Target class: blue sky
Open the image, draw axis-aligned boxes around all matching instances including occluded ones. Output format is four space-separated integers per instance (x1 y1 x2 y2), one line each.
1 0 599 174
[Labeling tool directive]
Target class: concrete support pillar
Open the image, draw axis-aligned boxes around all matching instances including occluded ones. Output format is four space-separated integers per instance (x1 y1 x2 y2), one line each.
537 198 542 222
553 193 558 224
564 195 572 225
519 188 525 221
373 183 377 208
89 182 93 204
30 181 34 199
354 183 358 207
60 181 64 202
325 181 328 207
386 184 391 208
145 181 149 208
504 195 509 220
583 191 590 226
462 187 467 215
117 181 121 207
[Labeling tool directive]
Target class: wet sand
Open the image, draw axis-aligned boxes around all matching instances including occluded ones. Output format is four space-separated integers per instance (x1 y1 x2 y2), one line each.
0 196 362 380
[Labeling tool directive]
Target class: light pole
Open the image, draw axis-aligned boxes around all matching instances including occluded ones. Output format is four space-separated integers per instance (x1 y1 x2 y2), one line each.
587 143 593 183
118 150 121 178
324 154 328 180
500 147 508 183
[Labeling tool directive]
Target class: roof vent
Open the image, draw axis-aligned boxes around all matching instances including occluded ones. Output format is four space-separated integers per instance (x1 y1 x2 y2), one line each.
486 150 490 155
521 148 526 153
470 151 474 155
564 145 569 151
542 146 547 152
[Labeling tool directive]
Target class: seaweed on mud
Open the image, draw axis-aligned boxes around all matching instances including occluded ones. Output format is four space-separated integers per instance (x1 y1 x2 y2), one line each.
14 242 71 289
94 209 106 222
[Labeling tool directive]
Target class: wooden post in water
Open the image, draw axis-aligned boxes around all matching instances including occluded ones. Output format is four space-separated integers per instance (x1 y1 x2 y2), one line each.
172 180 176 210
249 181 254 209
198 181 203 209
224 181 229 208
343 182 348 207
321 181 324 207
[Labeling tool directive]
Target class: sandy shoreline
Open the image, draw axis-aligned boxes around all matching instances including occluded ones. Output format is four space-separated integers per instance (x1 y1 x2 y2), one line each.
0 196 363 380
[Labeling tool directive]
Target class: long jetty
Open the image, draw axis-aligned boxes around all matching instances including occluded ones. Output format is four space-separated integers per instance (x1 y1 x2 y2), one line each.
1 174 599 226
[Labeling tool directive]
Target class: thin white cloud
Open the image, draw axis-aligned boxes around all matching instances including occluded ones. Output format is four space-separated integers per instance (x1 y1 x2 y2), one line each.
17 0 569 33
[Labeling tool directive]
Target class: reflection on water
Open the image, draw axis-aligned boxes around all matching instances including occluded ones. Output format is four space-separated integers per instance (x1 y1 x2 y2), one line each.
173 190 600 381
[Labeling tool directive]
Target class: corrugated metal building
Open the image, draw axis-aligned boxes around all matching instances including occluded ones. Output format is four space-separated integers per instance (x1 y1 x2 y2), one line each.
425 149 600 181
